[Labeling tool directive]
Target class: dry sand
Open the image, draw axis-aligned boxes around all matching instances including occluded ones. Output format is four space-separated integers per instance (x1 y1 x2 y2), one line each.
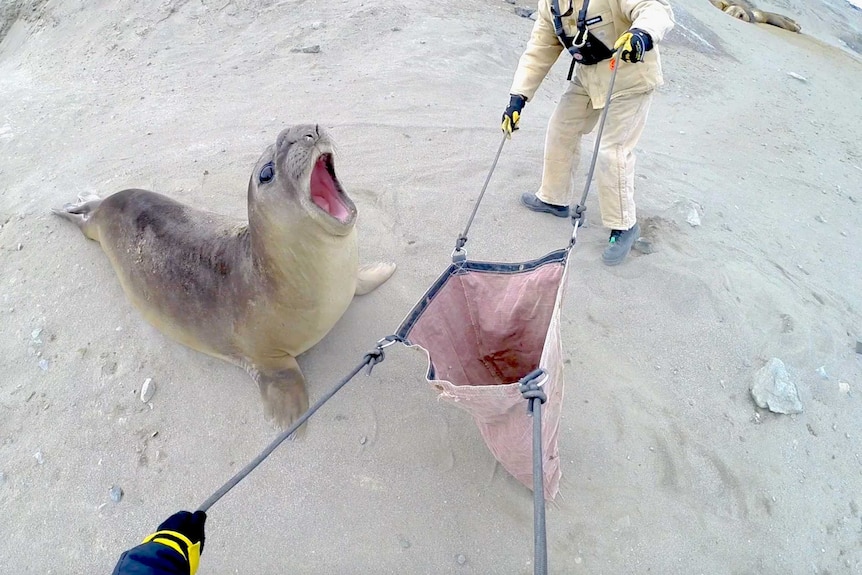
2 0 862 573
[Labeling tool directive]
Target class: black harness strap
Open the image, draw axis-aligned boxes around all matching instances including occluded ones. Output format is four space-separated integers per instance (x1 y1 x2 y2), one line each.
550 0 589 49
550 0 613 77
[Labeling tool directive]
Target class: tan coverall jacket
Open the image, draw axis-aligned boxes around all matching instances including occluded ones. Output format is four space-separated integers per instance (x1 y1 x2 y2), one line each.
509 0 675 230
510 0 675 107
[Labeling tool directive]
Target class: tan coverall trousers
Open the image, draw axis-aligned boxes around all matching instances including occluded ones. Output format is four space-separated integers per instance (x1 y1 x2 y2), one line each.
535 78 653 231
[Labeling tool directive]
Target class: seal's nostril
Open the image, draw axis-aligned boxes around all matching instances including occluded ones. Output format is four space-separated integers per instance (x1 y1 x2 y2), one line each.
304 133 314 142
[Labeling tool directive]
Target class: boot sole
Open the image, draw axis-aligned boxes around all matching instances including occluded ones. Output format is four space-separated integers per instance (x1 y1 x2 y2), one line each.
519 193 569 218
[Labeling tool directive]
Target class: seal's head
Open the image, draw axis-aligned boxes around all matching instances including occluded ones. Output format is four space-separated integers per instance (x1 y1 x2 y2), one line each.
249 124 357 236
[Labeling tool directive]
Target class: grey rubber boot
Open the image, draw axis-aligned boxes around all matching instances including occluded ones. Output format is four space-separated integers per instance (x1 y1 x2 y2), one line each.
602 222 640 266
520 192 570 218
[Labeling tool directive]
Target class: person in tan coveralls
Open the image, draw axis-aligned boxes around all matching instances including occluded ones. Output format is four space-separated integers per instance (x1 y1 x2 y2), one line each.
502 0 675 265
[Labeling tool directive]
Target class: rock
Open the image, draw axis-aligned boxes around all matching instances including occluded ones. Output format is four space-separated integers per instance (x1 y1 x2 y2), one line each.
109 485 124 503
456 554 467 565
504 0 516 3
856 339 862 354
787 72 808 82
34 451 44 465
514 6 535 17
399 536 411 549
31 328 43 344
290 45 320 54
0 471 6 484
750 358 803 414
686 207 701 227
359 436 367 445
530 11 538 20
815 214 826 223
38 359 49 371
17 243 22 251
140 378 155 403
838 381 851 394
667 199 704 228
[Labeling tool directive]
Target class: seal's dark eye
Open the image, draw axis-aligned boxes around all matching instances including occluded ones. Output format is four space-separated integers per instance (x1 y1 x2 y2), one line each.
259 162 274 183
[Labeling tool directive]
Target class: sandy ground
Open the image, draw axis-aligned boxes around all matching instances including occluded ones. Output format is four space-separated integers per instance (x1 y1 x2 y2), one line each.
2 0 862 573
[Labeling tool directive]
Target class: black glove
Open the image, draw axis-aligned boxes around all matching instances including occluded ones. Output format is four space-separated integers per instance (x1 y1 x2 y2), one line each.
613 28 653 63
142 510 207 574
157 510 207 552
501 94 527 137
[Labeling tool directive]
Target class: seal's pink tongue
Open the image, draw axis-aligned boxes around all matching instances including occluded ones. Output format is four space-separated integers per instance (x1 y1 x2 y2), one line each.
310 157 349 222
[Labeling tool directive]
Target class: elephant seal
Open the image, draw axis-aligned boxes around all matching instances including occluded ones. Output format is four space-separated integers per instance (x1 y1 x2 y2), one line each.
709 0 801 33
52 124 396 431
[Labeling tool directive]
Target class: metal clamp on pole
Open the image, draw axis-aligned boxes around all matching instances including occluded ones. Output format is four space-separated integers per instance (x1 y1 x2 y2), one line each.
451 236 468 263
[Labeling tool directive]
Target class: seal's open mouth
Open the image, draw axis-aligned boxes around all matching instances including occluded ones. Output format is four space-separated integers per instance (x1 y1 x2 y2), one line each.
310 153 350 223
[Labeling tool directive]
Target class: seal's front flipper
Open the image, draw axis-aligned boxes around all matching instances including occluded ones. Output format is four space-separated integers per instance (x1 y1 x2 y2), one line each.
355 261 397 296
760 10 801 31
253 357 310 437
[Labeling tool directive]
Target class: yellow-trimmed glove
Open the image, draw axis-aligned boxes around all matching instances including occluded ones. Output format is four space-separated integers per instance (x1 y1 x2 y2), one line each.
613 28 653 63
143 510 207 575
501 94 527 138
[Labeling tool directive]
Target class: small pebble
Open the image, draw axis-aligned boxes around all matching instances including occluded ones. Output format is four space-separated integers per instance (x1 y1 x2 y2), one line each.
456 554 467 565
38 359 49 371
34 451 44 465
686 208 701 227
399 536 411 549
815 214 826 223
31 328 43 343
359 436 367 445
290 45 321 54
787 72 808 82
0 471 6 484
514 6 535 17
109 485 124 503
140 378 155 403
838 381 850 394
17 243 23 251
856 339 862 354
